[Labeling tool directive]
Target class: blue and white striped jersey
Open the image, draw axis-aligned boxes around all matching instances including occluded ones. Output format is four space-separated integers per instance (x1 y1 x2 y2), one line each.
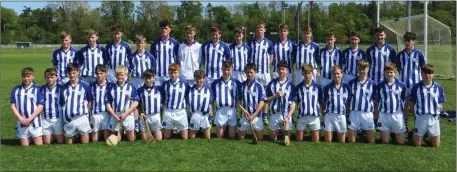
150 38 179 77
187 84 214 114
40 84 62 119
237 79 267 114
365 43 397 83
162 79 190 110
128 50 156 78
137 85 164 115
266 78 297 114
342 47 366 76
295 80 324 117
395 48 426 88
273 40 296 73
90 80 112 114
105 41 132 69
377 79 406 113
323 82 351 115
105 82 139 113
295 41 320 69
211 77 241 108
317 47 343 79
60 80 92 123
76 44 107 77
348 78 377 112
229 42 251 72
52 46 78 78
409 81 446 116
10 84 45 128
201 41 231 79
247 37 274 73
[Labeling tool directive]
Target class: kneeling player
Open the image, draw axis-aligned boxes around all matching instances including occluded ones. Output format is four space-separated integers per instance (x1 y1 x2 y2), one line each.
40 68 64 144
187 70 214 139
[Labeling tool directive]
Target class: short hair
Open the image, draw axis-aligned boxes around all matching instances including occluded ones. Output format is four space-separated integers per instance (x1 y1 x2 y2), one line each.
245 63 257 72
277 60 288 70
168 63 180 72
86 29 98 36
384 62 397 72
421 64 435 74
44 68 57 77
349 31 360 38
222 60 233 69
135 35 146 43
375 27 385 34
185 24 196 33
256 23 265 29
279 24 289 31
115 65 128 75
302 26 312 33
159 19 172 28
194 70 206 80
326 32 335 38
403 32 416 41
210 24 222 34
357 59 370 69
21 67 34 76
301 64 313 74
66 63 80 73
332 65 343 73
95 64 107 73
234 26 244 35
143 69 155 78
60 31 71 39
111 25 123 33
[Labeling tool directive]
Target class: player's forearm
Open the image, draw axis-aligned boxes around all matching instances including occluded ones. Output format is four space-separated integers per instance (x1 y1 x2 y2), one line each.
236 101 248 114
106 104 116 116
10 104 24 120
270 55 274 64
252 101 265 117
28 105 44 120
266 95 279 103
288 103 296 117
125 101 139 115
209 106 214 116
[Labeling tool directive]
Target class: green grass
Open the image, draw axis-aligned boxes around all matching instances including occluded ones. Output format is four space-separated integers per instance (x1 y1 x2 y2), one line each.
1 52 456 171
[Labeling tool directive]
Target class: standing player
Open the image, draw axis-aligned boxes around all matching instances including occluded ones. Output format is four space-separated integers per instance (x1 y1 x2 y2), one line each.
40 68 64 144
211 60 241 139
272 24 296 80
376 62 407 144
295 64 324 143
162 64 190 139
187 70 214 139
129 35 156 89
317 32 343 87
347 60 377 144
150 20 179 86
342 32 366 84
237 63 267 141
60 63 92 144
410 64 445 147
52 32 78 85
295 26 320 84
11 67 44 146
89 64 112 142
178 24 202 86
105 25 132 83
230 26 251 82
76 29 107 84
365 27 396 84
266 60 296 144
201 24 231 85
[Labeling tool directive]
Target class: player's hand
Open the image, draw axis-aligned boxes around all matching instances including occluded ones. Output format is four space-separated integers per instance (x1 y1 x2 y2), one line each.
22 118 32 126
243 111 250 119
285 114 292 122
113 115 121 122
276 91 283 98
140 113 146 119
120 113 129 120
19 117 29 126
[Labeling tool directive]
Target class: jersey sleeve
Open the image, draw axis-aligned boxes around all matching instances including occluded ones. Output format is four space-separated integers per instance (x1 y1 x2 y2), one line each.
288 84 298 102
9 87 17 104
266 81 273 98
267 41 274 55
438 85 446 104
150 41 157 58
52 50 58 66
210 80 217 100
201 43 206 66
83 83 92 101
371 83 377 101
258 84 267 101
159 86 166 104
318 85 324 104
104 86 113 104
400 84 406 101
389 46 397 61
314 45 320 65
419 52 426 67
323 85 329 102
36 87 45 105
247 45 253 63
173 41 179 62
131 86 139 101
75 50 84 67
224 44 231 61
408 84 418 102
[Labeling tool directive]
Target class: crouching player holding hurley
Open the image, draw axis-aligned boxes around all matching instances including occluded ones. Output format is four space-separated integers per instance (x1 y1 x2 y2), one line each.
187 70 214 139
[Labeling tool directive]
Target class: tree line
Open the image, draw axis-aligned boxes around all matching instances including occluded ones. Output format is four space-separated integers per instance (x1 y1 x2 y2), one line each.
1 1 455 45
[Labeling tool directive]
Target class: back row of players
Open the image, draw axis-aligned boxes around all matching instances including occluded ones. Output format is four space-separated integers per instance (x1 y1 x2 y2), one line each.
11 20 445 147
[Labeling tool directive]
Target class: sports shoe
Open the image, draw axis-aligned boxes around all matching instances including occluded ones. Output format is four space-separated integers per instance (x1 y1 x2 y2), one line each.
284 135 290 146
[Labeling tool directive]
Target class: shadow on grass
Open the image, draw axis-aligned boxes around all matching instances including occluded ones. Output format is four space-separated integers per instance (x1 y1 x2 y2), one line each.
1 139 22 146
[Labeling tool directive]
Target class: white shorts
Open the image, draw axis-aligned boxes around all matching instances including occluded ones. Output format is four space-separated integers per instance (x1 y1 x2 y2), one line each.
295 69 317 85
377 111 406 133
163 109 188 130
414 114 440 137
107 69 117 83
58 76 69 85
272 72 294 81
348 111 375 131
42 118 63 136
16 121 43 138
232 71 247 82
90 112 110 132
269 112 293 131
139 113 162 132
154 76 169 86
255 72 271 86
343 74 356 84
215 107 238 127
63 115 92 137
108 112 135 132
189 112 211 130
81 76 96 84
131 77 144 89
324 113 347 133
297 116 321 131
319 77 332 88
238 116 264 131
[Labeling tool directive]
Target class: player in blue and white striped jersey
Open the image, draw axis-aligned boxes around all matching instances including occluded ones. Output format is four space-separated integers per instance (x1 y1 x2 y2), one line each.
273 24 296 81
187 70 214 139
247 23 274 86
295 26 320 84
60 63 92 144
105 25 132 83
266 60 296 144
162 63 191 139
317 32 343 87
89 65 113 142
137 69 164 141
237 63 267 141
409 64 446 147
347 60 377 144
75 29 107 84
376 62 407 145
201 24 231 85
211 60 241 139
323 65 351 143
40 68 64 144
11 67 44 146
179 25 202 86
230 26 251 82
342 32 366 84
129 35 156 89
150 20 180 86
295 64 324 142
52 32 78 85
365 27 397 84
